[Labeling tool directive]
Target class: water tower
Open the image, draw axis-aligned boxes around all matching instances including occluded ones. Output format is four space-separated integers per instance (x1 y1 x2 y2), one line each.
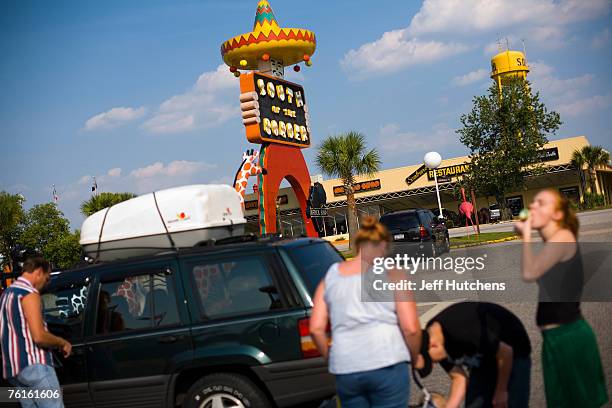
490 48 529 92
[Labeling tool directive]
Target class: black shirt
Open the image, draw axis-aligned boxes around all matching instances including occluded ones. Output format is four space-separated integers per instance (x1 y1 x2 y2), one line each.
427 302 531 372
536 249 583 326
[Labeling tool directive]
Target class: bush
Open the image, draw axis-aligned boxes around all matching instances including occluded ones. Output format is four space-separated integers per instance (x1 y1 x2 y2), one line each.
581 192 606 210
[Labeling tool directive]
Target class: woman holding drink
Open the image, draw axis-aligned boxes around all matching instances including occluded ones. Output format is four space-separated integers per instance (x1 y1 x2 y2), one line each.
515 188 608 407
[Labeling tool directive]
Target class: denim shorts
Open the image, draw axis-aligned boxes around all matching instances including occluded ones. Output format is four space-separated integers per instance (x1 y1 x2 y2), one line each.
8 364 64 408
335 362 410 408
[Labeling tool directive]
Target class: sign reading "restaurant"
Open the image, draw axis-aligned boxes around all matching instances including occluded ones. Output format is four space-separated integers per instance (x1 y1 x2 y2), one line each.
423 147 559 182
427 163 471 181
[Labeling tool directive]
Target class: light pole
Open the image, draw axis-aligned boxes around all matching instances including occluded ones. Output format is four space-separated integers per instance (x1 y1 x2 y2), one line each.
424 151 444 219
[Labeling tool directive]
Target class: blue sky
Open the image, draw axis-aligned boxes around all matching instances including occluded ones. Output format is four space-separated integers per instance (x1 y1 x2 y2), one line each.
1 0 611 229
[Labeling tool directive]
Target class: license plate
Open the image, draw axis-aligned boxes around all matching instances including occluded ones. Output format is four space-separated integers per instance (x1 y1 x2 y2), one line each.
394 234 404 240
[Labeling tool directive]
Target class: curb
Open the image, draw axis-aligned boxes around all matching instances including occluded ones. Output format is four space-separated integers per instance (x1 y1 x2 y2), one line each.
450 235 518 249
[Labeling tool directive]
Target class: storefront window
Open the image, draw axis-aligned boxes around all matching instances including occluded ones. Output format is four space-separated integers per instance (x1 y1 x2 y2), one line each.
559 186 580 204
506 196 524 217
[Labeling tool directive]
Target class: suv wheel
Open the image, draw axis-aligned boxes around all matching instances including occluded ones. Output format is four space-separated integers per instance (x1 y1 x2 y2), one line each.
184 373 272 408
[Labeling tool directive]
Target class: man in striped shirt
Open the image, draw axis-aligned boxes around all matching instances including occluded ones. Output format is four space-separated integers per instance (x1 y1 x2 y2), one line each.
0 256 71 407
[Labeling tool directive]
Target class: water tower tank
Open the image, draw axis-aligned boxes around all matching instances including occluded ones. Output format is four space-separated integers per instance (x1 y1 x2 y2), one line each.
490 50 529 89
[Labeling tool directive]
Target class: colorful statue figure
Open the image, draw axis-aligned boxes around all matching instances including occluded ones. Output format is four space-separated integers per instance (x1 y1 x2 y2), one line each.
221 0 318 237
233 149 265 204
458 187 478 236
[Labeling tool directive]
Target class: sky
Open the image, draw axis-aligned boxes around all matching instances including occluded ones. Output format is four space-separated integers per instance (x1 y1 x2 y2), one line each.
1 0 611 229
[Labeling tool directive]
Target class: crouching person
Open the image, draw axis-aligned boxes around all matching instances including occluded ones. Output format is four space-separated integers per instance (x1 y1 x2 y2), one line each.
0 256 71 408
418 302 531 408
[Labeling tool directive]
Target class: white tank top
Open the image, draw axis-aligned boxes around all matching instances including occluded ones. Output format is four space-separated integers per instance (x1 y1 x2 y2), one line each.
323 263 411 375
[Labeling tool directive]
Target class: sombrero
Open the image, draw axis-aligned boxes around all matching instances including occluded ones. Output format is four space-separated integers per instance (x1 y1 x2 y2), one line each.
220 0 316 72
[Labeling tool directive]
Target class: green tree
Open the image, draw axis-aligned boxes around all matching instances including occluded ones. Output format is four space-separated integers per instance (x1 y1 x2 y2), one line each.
457 78 561 218
19 203 70 254
571 145 610 194
0 192 25 268
80 192 137 216
316 131 381 250
44 230 82 269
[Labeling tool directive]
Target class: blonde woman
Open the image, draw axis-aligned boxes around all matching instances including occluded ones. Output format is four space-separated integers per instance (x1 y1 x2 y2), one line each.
515 189 608 407
310 216 421 407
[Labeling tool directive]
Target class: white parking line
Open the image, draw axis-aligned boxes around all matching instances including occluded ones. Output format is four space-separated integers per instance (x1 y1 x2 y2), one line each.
418 299 465 327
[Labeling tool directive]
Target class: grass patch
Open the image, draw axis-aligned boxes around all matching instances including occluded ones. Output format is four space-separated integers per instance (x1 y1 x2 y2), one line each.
340 250 354 259
576 204 612 213
450 231 517 247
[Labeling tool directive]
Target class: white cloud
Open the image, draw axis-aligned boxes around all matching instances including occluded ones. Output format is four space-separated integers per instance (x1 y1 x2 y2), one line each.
74 161 219 198
453 68 489 86
529 61 593 101
130 160 212 179
527 60 609 118
557 94 611 117
83 106 146 131
408 0 610 36
592 28 611 49
142 65 238 134
341 30 469 78
107 168 122 178
340 0 609 79
378 122 459 154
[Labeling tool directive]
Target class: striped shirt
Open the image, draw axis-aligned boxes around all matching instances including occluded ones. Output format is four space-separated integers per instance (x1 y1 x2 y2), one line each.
0 277 52 379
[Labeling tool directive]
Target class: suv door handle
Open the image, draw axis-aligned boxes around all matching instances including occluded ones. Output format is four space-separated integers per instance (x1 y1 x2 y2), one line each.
158 335 178 344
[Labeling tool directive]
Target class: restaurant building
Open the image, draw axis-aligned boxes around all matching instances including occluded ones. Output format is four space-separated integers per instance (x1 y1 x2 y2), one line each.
243 136 612 238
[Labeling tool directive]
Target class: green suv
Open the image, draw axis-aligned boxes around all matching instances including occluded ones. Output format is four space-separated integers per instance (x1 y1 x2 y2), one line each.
41 237 341 408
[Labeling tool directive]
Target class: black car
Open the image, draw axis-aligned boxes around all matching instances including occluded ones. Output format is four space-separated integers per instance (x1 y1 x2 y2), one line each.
39 236 341 408
379 209 450 257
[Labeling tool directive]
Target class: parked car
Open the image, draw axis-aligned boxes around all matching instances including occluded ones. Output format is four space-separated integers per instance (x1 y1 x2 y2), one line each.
41 236 341 408
379 209 450 257
489 203 501 222
429 208 459 228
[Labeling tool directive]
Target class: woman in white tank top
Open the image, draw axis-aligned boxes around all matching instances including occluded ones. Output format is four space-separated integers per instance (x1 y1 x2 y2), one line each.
310 216 422 408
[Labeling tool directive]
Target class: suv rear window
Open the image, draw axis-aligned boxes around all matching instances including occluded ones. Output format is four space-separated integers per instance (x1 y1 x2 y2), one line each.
287 242 343 294
379 213 420 230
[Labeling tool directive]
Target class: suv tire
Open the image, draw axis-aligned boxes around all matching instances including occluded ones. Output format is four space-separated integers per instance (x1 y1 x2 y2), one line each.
443 234 450 253
184 373 272 408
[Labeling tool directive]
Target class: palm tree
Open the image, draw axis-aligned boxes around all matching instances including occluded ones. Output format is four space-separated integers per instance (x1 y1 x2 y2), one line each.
571 146 610 194
316 131 381 250
81 192 137 217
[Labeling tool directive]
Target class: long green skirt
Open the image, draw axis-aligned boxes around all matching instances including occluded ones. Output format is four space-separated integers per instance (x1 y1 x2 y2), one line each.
542 318 608 408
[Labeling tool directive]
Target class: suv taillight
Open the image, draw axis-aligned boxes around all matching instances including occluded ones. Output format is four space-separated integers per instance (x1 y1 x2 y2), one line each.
298 317 322 358
419 225 429 238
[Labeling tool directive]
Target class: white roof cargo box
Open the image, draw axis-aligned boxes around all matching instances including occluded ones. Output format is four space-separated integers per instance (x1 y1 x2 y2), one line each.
80 184 246 261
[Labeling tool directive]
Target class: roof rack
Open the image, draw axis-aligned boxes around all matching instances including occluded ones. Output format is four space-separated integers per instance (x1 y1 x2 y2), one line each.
44 233 291 274
194 232 283 247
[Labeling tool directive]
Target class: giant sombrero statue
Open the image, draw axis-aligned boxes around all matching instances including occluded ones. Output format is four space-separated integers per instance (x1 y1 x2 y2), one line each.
221 0 320 238
221 0 316 76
